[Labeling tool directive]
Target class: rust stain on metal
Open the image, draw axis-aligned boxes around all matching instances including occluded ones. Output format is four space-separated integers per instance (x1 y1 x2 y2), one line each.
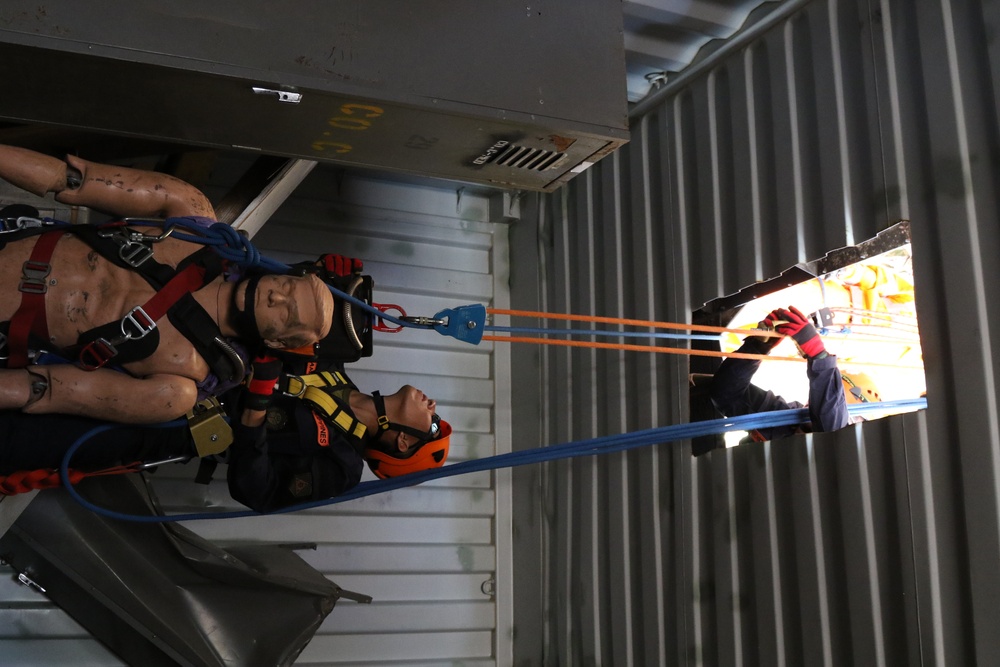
549 135 576 152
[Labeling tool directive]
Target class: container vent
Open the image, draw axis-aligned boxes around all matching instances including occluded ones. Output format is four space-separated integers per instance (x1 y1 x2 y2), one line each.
493 144 565 171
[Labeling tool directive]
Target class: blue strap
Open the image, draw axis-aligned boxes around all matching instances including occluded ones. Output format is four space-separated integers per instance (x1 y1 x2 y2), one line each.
59 398 927 523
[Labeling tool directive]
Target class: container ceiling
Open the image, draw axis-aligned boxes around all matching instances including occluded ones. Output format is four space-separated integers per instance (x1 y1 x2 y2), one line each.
623 0 777 103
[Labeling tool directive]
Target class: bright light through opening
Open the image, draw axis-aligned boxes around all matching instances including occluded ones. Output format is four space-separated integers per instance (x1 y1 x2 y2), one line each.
721 242 925 412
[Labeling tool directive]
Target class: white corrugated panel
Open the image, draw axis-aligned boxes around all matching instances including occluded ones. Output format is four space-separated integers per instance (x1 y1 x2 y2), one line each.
173 169 512 666
0 166 512 665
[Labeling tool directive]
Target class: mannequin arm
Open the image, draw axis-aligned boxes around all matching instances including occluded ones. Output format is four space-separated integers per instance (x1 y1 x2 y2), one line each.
0 145 215 219
1 365 199 424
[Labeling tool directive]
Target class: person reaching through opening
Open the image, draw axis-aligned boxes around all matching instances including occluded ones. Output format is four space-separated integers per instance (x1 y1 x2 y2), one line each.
709 304 880 442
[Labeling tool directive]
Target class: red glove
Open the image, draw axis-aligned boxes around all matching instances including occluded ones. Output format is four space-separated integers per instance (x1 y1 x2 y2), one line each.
769 305 826 358
244 354 282 411
319 253 363 277
747 315 782 353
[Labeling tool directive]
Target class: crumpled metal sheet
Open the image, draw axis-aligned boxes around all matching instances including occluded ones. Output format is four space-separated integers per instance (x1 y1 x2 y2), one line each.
0 474 368 666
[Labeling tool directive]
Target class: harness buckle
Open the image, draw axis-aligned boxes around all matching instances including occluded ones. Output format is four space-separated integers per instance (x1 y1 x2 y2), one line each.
282 374 307 398
18 259 51 295
118 239 155 268
120 305 156 340
98 224 174 268
78 338 117 370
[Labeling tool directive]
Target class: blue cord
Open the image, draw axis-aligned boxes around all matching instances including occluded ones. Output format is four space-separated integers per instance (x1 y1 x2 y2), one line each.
58 398 927 523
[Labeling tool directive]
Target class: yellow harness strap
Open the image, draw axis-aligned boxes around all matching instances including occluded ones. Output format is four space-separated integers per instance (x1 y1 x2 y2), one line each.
285 371 367 440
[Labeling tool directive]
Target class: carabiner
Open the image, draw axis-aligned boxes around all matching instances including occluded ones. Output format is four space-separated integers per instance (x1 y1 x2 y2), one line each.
402 316 447 327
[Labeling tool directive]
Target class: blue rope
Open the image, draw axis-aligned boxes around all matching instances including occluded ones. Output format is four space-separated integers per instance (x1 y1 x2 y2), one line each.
58 398 926 523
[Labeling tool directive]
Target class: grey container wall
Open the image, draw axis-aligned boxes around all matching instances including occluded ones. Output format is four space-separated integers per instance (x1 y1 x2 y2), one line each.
510 0 1000 665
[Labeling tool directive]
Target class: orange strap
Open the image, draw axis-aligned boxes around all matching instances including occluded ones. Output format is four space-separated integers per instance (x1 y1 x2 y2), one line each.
483 308 924 369
487 308 783 337
480 335 802 362
0 463 142 496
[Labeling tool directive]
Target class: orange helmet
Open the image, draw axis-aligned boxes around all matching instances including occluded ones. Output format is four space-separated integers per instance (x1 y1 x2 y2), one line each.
364 392 451 479
842 372 881 404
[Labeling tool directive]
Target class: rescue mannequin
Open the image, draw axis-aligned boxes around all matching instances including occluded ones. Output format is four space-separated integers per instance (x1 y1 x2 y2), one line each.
0 239 452 502
0 144 335 423
709 305 879 441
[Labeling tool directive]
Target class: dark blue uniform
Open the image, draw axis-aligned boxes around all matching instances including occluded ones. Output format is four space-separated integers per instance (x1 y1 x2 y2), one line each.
709 336 850 440
226 398 364 513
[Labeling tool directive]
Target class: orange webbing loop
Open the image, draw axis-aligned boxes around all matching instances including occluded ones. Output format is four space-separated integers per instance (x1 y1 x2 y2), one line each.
0 463 142 496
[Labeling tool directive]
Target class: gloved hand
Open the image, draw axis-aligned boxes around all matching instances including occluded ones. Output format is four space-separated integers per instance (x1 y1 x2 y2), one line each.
243 354 282 411
319 253 363 277
769 305 827 358
745 314 783 353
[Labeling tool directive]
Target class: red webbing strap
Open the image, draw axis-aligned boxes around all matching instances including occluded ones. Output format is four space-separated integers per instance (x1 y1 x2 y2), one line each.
7 230 64 368
0 463 141 495
143 262 209 322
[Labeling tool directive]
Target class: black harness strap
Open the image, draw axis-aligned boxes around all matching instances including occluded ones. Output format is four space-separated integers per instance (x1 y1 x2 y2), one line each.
64 226 242 377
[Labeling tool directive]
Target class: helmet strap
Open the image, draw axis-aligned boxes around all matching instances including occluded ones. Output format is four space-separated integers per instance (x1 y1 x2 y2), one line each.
232 274 263 340
370 391 436 458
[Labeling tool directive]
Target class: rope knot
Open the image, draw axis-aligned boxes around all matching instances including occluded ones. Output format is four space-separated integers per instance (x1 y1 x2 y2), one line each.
206 222 261 268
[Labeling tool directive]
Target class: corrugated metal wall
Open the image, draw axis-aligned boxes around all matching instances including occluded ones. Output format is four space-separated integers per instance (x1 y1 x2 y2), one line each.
511 0 1000 664
0 165 513 665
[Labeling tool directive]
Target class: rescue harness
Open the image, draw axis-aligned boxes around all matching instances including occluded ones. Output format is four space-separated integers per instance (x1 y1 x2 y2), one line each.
1 214 244 383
